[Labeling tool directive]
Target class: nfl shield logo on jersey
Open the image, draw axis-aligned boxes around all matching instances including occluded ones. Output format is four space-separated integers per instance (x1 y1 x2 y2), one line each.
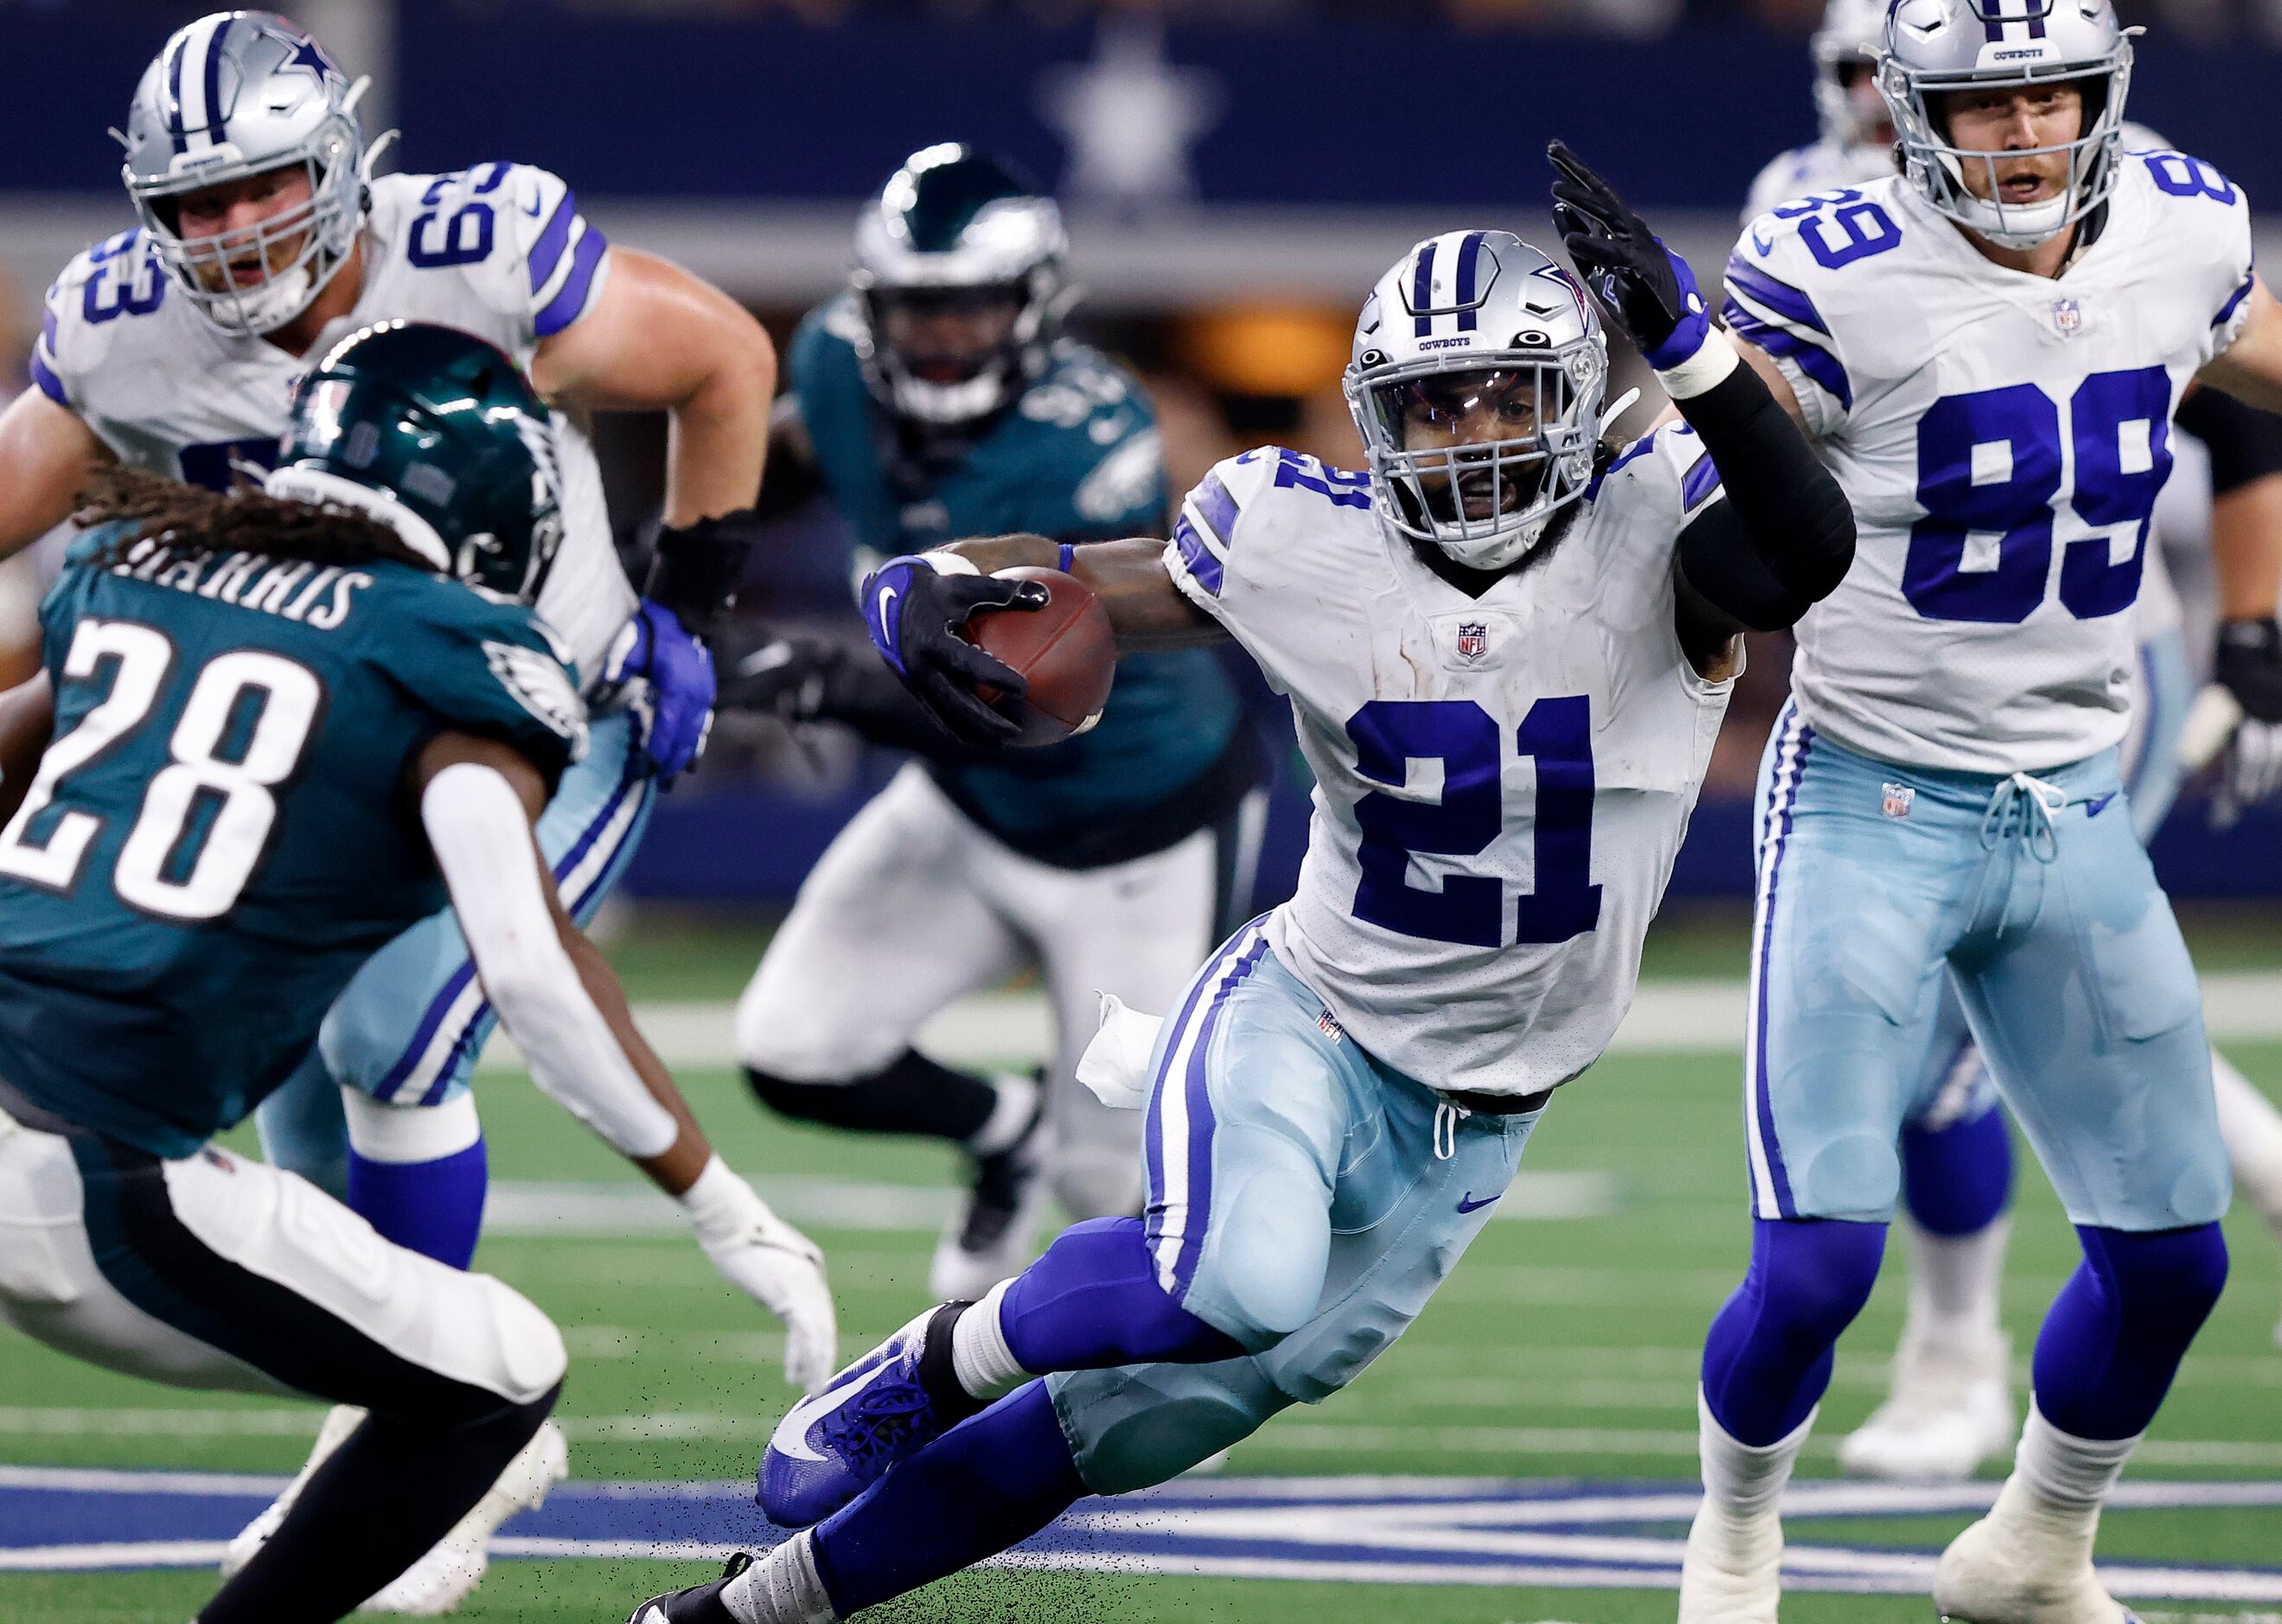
2051 297 2084 337
1882 781 1914 820
1455 622 1489 662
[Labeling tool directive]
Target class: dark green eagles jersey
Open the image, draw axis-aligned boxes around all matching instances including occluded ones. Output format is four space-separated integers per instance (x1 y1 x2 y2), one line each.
789 297 1250 857
0 525 585 1157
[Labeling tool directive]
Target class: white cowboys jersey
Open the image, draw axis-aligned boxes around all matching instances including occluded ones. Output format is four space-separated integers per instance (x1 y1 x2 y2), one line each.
1165 438 1735 1097
31 163 636 689
1725 154 2253 773
1742 129 2185 644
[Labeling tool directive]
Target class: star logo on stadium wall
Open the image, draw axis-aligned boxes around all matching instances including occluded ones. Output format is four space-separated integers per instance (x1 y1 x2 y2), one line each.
1037 18 1224 213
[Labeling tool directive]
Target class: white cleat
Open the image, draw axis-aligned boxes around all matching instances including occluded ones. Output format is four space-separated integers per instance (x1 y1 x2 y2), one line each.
1934 1475 2139 1623
221 1403 368 1580
1677 1502 1783 1624
360 1419 570 1615
1838 1331 2013 1482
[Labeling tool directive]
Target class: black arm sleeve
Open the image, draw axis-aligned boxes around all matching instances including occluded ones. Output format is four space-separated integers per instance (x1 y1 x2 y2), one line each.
2177 387 2282 497
1671 356 1856 634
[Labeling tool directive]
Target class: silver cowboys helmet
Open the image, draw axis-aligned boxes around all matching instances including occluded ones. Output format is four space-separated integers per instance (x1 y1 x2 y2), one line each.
118 10 375 337
1878 0 2135 250
851 143 1071 428
1812 0 1898 155
1345 231 1607 574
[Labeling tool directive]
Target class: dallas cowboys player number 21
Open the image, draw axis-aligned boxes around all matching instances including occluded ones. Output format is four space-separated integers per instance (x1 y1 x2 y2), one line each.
623 160 1855 1624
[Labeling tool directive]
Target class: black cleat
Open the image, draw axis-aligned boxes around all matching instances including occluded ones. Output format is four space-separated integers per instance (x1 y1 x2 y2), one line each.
929 1078 1046 1300
627 1551 751 1623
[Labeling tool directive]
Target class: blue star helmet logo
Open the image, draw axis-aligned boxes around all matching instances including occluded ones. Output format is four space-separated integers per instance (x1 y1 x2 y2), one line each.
271 28 340 88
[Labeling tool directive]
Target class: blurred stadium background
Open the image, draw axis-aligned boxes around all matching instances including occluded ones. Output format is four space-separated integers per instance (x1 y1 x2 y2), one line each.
4 3 2282 1621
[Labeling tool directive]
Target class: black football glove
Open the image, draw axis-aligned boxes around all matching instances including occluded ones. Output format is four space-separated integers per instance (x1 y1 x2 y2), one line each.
1547 140 1712 371
2211 617 2282 824
860 555 1045 748
646 508 760 645
719 634 846 723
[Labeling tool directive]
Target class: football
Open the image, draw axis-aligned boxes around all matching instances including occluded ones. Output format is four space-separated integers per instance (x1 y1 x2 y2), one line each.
961 566 1117 746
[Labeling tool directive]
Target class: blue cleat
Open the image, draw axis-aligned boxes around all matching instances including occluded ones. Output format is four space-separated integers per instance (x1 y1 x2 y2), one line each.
759 1306 956 1526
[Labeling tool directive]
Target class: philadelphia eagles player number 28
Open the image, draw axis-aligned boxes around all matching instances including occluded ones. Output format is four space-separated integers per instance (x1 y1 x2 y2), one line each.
622 150 1854 1624
0 323 831 1624
0 15 787 1610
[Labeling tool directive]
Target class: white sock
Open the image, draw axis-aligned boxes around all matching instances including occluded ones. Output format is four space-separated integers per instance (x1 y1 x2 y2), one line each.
1698 1389 1814 1519
2012 1399 2138 1514
721 1530 836 1624
1902 1213 2010 1349
2213 1051 2282 1229
967 1072 1040 1157
949 1278 1032 1403
342 1089 482 1161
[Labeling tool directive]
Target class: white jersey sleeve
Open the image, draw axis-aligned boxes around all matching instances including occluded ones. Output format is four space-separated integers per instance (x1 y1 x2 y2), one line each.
1165 445 1375 696
1722 204 1872 439
388 162 614 346
2125 150 2256 360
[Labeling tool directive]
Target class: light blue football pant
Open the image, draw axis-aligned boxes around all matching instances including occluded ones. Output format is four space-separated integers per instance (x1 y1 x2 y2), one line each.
1046 920 1542 1493
1903 627 2197 1129
1747 694 2227 1231
253 712 656 1193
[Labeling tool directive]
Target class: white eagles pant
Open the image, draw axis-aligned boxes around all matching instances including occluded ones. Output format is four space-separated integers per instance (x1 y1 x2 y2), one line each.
737 762 1258 1218
0 1097 565 1420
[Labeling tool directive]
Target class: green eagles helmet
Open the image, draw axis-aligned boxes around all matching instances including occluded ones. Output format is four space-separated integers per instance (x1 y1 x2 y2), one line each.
265 320 566 603
852 143 1070 428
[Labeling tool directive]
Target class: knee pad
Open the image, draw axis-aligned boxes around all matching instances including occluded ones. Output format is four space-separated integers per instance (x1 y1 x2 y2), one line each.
462 1274 568 1412
1052 1361 1288 1497
736 975 892 1081
1186 1168 1331 1351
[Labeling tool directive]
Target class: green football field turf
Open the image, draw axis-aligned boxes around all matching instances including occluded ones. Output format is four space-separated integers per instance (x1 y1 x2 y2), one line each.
4 907 2281 1621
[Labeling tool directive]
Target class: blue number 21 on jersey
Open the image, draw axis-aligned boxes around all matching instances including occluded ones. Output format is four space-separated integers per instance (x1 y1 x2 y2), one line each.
1347 697 1601 949
1905 366 2173 623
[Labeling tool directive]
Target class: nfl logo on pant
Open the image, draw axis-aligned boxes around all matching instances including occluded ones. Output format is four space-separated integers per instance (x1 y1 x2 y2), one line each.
1456 622 1488 662
1882 782 1914 820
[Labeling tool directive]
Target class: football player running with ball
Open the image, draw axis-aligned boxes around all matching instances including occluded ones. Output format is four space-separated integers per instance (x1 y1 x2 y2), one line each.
623 158 1856 1624
0 14 795 1608
1747 0 2282 1489
726 146 1263 1300
0 324 830 1624
1684 0 2282 1618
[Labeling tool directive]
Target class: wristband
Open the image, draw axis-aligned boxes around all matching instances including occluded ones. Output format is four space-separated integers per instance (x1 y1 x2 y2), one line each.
1656 327 1742 401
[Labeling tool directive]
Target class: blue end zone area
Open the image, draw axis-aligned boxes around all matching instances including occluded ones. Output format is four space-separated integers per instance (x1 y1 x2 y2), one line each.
8 1469 2282 1601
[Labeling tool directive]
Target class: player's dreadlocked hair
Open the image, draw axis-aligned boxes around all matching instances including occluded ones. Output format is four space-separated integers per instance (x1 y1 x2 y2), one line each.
73 466 438 574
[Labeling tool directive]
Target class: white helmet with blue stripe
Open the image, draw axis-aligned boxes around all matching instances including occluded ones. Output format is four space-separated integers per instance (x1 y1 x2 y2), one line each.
1878 0 2136 249
1344 231 1607 573
117 10 375 336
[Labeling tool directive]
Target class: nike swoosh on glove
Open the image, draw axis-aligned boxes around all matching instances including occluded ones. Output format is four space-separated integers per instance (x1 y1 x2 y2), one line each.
603 600 717 787
679 1160 838 1392
1548 138 1711 371
860 554 1045 748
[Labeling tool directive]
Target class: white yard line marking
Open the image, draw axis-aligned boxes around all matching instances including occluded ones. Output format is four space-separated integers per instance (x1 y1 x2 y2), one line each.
494 975 2282 1081
481 1169 1617 1237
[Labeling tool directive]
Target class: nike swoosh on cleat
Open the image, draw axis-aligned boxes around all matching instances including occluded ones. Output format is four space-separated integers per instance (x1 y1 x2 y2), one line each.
1457 1192 1499 1214
770 1368 882 1464
2086 791 2118 817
